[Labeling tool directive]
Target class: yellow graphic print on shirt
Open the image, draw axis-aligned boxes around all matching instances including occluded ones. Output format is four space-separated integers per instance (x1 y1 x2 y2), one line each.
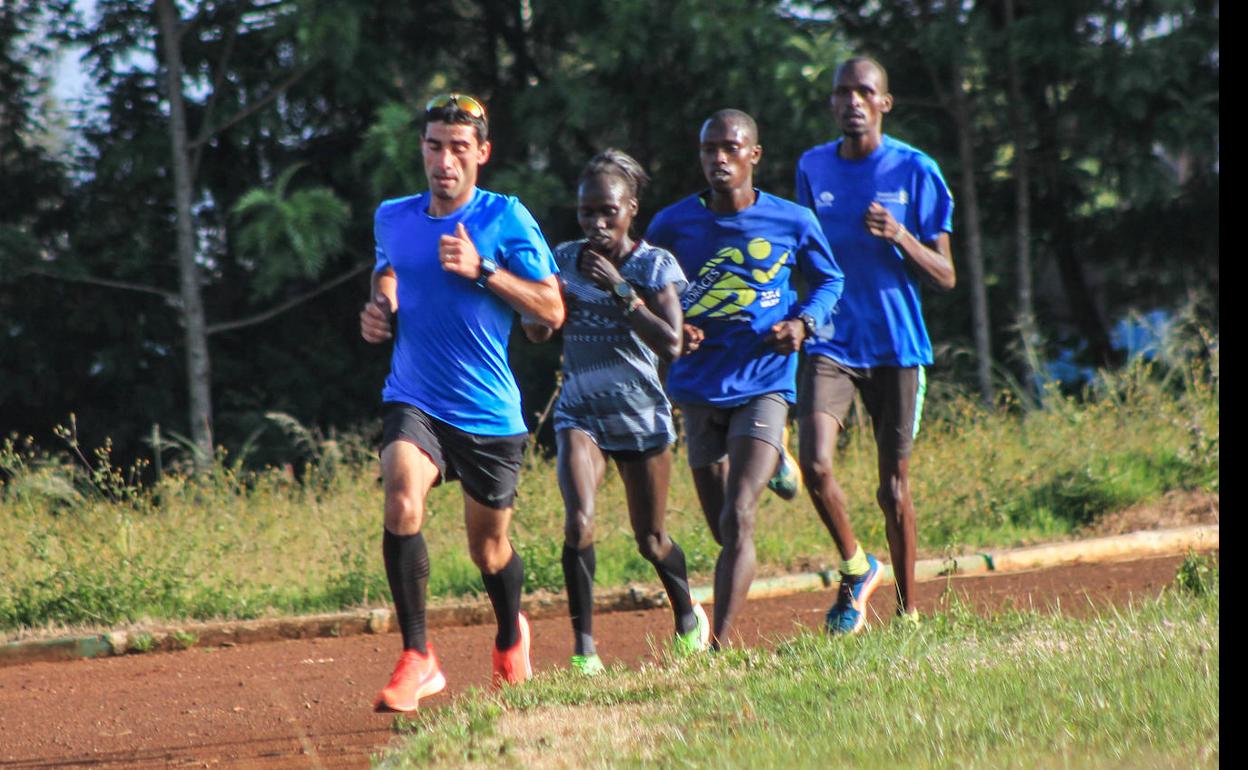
685 237 790 320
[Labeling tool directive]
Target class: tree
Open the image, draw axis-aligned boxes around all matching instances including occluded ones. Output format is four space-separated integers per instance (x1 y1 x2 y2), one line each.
989 0 1219 370
14 0 361 468
1001 0 1042 397
0 1 75 419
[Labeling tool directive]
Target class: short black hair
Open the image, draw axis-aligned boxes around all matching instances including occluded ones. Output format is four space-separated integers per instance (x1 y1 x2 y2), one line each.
702 108 759 145
579 148 650 200
835 56 890 93
422 99 489 143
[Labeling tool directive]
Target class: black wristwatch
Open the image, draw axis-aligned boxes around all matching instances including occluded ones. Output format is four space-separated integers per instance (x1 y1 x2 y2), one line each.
798 313 818 340
476 257 499 288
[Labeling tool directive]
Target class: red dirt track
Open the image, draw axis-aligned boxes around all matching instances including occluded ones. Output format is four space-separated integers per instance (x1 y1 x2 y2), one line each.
0 554 1197 769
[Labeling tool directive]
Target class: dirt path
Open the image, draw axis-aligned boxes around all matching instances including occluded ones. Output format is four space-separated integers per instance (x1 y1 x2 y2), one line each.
0 554 1196 769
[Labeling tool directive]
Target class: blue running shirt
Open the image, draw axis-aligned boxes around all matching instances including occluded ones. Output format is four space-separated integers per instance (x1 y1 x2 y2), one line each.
796 135 954 368
374 188 557 435
645 190 844 407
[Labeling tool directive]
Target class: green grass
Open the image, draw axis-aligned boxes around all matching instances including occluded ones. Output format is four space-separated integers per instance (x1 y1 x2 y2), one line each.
376 580 1219 770
0 353 1219 637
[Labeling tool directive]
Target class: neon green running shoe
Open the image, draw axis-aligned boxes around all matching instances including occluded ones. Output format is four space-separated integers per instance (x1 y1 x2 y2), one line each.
570 653 605 676
766 430 801 501
673 603 711 656
896 609 921 629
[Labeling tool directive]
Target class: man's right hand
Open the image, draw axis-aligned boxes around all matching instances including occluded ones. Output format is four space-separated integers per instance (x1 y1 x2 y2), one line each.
682 323 704 355
360 293 394 343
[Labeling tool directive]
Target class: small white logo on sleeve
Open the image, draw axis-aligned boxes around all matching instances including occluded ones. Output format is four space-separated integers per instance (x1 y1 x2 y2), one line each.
816 191 835 208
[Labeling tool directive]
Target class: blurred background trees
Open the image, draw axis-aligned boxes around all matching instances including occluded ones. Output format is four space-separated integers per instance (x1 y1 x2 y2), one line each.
0 0 1219 469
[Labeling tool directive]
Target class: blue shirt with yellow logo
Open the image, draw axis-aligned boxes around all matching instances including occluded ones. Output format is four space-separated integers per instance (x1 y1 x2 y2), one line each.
645 190 844 407
796 135 954 368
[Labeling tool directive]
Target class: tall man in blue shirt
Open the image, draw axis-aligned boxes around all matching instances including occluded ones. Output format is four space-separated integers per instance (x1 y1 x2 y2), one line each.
795 57 956 634
646 109 844 647
359 94 565 711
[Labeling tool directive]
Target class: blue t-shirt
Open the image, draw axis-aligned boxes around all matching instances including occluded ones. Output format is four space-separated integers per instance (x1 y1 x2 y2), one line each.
645 190 844 407
796 135 954 367
373 187 557 435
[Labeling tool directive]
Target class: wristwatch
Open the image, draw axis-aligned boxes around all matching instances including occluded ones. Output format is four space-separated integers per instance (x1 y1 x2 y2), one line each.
798 313 818 340
476 257 499 288
612 280 637 304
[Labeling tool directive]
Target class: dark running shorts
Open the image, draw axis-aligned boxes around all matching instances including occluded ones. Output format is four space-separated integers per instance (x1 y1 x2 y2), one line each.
797 356 923 459
680 393 790 469
604 441 670 464
381 402 527 509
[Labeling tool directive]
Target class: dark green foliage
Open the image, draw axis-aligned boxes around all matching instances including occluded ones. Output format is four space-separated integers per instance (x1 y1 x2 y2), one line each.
0 0 1220 470
1173 550 1218 597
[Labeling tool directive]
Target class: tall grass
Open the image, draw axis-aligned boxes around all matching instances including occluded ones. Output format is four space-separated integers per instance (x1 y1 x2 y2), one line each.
0 342 1218 637
377 578 1219 770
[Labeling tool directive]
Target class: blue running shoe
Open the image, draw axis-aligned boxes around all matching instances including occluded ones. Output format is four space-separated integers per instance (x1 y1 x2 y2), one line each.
825 554 882 635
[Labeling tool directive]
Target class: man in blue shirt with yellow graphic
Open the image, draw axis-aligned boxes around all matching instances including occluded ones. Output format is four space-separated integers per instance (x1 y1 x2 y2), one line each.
646 109 844 648
795 57 956 634
359 93 565 711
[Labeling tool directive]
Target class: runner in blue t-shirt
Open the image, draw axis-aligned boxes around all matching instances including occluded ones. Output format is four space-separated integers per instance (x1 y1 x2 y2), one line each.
794 57 956 635
523 149 710 675
359 94 565 712
646 109 844 648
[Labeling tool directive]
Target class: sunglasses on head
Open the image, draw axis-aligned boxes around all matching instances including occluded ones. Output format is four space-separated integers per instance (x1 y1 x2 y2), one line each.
424 93 486 119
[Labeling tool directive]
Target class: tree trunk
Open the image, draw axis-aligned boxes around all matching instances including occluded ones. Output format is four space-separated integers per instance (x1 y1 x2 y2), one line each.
1051 232 1117 368
950 62 994 404
1003 0 1042 397
156 0 213 470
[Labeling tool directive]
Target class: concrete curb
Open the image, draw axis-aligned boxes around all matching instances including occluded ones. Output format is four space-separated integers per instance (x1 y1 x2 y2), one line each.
0 524 1218 668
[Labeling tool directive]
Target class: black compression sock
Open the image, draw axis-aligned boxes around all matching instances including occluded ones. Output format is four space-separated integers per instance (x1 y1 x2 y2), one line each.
382 529 430 654
562 544 596 655
648 539 696 635
481 549 525 650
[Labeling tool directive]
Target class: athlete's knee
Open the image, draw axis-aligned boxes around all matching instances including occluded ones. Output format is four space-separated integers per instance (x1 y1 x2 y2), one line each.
634 530 669 563
800 454 836 489
564 510 594 550
718 507 756 548
384 487 425 533
468 534 510 572
875 474 910 514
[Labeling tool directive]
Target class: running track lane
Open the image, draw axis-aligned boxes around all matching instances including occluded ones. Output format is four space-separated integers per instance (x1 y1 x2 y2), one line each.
0 553 1201 769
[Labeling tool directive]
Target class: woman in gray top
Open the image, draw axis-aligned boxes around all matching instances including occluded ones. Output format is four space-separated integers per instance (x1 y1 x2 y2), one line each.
523 149 709 674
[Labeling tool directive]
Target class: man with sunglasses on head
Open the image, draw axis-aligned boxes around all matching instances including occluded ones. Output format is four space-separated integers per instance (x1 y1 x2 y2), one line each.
645 109 843 648
359 93 564 712
794 57 956 635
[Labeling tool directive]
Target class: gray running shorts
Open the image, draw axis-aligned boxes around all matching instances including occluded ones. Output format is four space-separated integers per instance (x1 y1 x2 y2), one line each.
798 356 922 459
680 393 790 469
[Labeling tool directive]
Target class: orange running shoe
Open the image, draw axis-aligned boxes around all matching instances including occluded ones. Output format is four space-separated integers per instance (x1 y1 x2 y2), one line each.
374 645 447 713
490 612 532 688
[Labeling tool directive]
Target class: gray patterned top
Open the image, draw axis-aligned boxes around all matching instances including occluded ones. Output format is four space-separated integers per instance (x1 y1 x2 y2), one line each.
552 239 689 452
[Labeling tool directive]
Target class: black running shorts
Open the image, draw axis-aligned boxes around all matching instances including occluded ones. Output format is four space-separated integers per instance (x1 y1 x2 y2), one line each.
381 402 527 509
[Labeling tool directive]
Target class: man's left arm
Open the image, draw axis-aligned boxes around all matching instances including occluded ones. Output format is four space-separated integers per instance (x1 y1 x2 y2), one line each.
439 221 565 328
484 269 565 327
867 159 956 291
768 216 845 353
865 203 955 291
